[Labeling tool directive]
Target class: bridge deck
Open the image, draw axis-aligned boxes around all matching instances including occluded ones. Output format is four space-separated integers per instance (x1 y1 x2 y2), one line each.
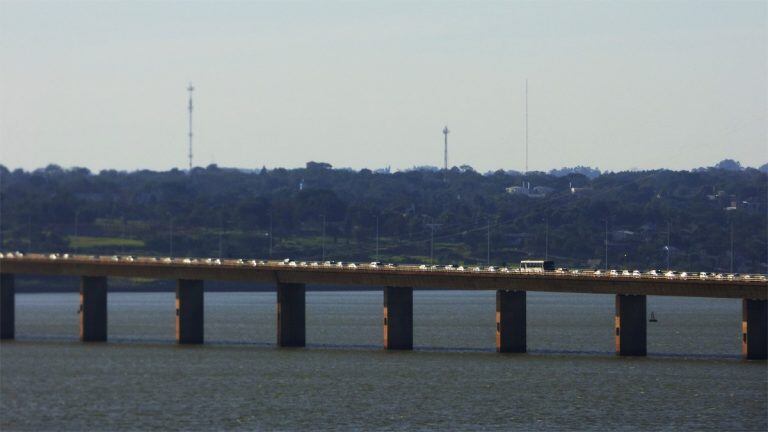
1 254 765 299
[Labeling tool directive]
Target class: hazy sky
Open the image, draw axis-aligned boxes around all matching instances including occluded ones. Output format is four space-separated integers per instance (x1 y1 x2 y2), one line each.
1 1 765 173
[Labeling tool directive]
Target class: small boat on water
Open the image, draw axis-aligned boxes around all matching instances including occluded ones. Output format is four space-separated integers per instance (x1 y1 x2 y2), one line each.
649 312 658 323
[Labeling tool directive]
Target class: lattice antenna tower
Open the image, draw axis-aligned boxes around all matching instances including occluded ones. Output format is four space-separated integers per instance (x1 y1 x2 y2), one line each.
442 126 449 181
187 83 195 172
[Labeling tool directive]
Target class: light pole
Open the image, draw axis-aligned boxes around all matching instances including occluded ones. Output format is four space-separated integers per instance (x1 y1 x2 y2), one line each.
321 215 326 261
74 210 80 255
544 217 549 261
666 221 671 271
730 219 734 273
425 222 442 265
169 218 174 258
375 215 379 262
218 212 223 259
121 214 127 254
486 219 491 266
269 213 273 258
604 218 608 270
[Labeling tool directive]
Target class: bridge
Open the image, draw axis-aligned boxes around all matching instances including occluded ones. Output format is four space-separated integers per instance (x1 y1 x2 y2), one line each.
1 253 766 359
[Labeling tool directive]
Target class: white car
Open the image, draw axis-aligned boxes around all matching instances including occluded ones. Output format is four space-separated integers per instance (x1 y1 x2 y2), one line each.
419 264 428 270
593 270 603 276
370 261 381 268
456 266 465 271
182 258 192 264
487 266 497 272
348 263 357 269
472 266 482 272
162 257 173 263
310 262 319 267
288 261 297 267
49 253 59 260
665 271 678 279
609 270 619 277
632 270 641 278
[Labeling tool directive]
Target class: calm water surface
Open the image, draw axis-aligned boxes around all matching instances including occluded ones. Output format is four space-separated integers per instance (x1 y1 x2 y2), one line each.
1 291 766 431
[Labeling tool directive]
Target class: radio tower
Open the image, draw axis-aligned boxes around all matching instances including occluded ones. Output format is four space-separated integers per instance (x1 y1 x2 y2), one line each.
187 83 194 172
442 126 449 180
524 78 528 173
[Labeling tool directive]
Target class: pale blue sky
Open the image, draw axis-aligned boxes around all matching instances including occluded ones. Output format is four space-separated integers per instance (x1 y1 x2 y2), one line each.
1 1 765 172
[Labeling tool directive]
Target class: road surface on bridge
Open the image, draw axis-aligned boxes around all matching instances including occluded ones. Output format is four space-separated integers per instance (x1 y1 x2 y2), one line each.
1 253 765 299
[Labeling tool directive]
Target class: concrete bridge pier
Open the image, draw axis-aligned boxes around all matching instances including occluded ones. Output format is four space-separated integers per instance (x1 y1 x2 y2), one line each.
615 294 647 356
176 279 204 344
496 290 526 353
277 283 305 347
1 273 14 340
742 299 767 360
384 287 413 350
80 276 108 342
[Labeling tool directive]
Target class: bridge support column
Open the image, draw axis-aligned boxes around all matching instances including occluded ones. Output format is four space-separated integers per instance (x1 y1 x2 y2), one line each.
80 276 107 342
176 279 204 344
1 274 14 340
496 290 526 353
742 299 767 360
277 283 305 347
384 287 413 350
615 294 646 356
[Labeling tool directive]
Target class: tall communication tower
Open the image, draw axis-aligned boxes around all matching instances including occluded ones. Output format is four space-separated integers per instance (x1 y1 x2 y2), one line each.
442 126 449 173
187 83 195 172
524 78 528 173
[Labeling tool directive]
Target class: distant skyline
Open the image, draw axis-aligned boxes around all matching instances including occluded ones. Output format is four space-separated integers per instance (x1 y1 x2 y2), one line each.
1 1 766 172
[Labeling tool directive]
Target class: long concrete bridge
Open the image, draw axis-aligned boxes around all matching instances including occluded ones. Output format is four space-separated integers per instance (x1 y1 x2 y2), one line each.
1 253 766 359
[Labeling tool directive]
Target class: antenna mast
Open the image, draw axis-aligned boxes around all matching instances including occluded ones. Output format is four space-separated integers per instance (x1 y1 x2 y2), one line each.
524 78 528 173
187 83 195 172
442 126 449 180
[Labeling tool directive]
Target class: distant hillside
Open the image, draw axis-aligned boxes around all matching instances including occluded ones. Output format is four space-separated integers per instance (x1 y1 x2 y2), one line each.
1 162 766 275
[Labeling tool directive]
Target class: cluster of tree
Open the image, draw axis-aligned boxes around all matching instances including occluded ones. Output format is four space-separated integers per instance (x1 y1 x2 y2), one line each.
0 161 766 274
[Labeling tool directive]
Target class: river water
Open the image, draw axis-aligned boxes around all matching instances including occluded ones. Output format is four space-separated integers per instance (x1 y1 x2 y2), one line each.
1 291 766 431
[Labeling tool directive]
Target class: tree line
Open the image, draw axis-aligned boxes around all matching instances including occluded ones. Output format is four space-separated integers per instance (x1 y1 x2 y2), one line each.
0 161 765 274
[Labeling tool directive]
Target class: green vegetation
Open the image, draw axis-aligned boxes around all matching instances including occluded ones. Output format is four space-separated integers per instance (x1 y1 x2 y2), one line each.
68 236 145 249
0 161 765 273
